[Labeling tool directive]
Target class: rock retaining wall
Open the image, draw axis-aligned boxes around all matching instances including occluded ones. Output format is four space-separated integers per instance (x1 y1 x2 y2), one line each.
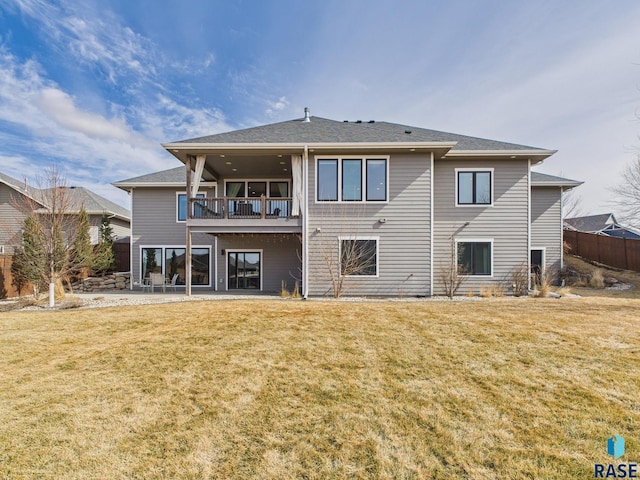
72 273 131 292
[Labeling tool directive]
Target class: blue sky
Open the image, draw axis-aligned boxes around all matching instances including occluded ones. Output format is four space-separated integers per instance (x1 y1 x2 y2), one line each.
0 0 638 216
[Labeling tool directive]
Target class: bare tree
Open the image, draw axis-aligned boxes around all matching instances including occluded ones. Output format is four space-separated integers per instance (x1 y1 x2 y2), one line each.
439 231 467 298
12 166 89 306
562 187 583 219
317 203 377 298
322 236 377 298
611 154 640 227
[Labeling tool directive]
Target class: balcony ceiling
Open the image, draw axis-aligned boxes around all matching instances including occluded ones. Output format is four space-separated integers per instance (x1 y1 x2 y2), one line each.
204 154 292 179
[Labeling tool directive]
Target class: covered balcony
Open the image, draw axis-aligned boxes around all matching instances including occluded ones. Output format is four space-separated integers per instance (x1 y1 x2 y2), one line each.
182 152 304 234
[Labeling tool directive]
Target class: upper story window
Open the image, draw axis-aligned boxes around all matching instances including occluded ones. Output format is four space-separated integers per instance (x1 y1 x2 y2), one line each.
317 157 388 202
456 169 493 206
177 193 206 222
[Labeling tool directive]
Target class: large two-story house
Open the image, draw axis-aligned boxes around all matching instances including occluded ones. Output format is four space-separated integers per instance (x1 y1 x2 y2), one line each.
114 110 581 296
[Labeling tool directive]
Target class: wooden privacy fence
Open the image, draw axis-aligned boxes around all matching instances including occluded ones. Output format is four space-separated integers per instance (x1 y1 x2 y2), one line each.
564 230 640 272
113 241 130 273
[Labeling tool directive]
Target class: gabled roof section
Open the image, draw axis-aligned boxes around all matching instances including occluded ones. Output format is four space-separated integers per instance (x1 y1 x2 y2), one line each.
1 170 129 221
531 172 583 188
113 166 186 185
564 213 619 233
55 187 131 221
0 171 41 203
113 166 212 190
168 116 548 152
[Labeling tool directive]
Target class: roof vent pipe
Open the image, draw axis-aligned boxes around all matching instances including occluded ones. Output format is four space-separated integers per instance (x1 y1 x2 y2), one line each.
303 107 311 122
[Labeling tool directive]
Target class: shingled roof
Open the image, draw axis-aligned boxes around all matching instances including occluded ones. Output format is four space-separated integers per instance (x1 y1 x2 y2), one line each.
113 167 186 185
0 171 41 201
531 172 583 188
170 116 547 152
1 170 129 220
48 186 131 220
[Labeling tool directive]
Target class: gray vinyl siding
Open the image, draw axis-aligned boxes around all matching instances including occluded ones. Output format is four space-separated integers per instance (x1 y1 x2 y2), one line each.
531 186 562 273
110 217 131 240
131 188 213 285
307 153 431 296
217 234 301 292
88 215 130 244
0 184 29 254
433 159 529 295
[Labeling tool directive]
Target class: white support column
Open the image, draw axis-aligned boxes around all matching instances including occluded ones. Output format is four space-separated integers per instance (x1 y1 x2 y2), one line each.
302 145 309 298
186 156 193 296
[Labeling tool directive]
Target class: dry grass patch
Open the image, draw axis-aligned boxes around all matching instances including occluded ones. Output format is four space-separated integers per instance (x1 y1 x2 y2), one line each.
564 255 640 299
0 298 639 479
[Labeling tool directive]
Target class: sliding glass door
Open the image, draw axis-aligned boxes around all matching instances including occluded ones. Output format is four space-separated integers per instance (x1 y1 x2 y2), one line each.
228 252 261 289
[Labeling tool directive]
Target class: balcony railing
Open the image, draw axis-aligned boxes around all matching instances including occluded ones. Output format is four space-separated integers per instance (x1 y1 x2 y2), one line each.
189 197 297 220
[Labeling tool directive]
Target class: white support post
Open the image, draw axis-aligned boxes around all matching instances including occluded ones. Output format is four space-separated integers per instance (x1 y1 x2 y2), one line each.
186 156 193 296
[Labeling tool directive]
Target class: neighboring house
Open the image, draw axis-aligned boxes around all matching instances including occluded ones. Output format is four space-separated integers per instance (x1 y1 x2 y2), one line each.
114 110 581 296
564 213 640 240
0 171 131 255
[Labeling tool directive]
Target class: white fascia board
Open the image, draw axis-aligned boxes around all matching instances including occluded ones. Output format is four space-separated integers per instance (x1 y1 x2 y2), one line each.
162 141 458 151
443 149 557 158
112 181 217 189
531 181 583 188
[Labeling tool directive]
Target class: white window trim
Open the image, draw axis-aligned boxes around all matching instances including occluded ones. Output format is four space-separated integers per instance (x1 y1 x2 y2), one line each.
455 238 494 277
455 168 494 207
530 247 546 273
176 191 209 223
223 179 291 197
225 249 263 291
139 245 212 287
338 236 380 278
315 155 390 204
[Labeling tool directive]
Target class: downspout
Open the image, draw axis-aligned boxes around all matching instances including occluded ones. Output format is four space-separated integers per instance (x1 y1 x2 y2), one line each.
429 152 434 296
129 188 134 290
527 160 531 291
302 144 309 299
560 187 564 270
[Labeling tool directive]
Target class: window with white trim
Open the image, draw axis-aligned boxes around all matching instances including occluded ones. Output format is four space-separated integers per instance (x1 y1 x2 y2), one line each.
457 241 492 276
340 238 378 276
177 193 206 222
456 169 492 206
317 157 388 202
141 246 211 286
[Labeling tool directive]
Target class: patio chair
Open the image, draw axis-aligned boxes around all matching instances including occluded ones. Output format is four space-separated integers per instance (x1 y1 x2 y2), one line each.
149 272 166 293
167 274 179 291
141 277 151 293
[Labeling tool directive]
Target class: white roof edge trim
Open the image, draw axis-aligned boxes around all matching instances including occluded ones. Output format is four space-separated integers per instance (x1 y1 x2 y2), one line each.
531 181 583 187
443 149 557 157
112 181 217 188
161 141 459 150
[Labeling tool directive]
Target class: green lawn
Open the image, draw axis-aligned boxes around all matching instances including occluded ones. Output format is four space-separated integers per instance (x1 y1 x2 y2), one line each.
0 298 638 479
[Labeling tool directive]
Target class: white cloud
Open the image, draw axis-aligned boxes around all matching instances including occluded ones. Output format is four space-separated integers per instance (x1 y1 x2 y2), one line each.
266 96 289 117
36 88 133 141
10 0 158 88
0 48 230 207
